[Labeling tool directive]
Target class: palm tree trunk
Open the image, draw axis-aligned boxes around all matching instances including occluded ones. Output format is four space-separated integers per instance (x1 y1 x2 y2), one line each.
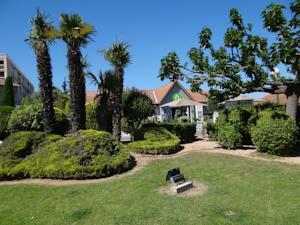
67 46 86 132
36 43 55 133
112 66 124 140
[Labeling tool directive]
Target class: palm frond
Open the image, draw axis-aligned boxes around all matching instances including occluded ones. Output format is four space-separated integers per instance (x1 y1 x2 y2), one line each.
27 9 55 48
102 41 131 67
58 13 95 46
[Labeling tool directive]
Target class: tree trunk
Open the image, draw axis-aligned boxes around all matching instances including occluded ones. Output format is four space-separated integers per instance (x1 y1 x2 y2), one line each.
68 46 86 132
37 43 55 133
112 66 124 140
97 93 112 133
285 84 300 119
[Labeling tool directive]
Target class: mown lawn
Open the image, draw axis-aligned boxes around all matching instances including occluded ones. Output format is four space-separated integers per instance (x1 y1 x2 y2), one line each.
1 152 300 225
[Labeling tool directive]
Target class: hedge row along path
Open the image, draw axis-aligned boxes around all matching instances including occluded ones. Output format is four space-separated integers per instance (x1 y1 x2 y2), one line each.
1 139 300 186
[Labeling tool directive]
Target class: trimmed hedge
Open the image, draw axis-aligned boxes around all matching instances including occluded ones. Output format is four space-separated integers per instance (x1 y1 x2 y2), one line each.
160 122 196 143
0 130 134 180
142 122 196 143
250 110 298 156
215 107 255 149
0 105 14 139
128 126 180 154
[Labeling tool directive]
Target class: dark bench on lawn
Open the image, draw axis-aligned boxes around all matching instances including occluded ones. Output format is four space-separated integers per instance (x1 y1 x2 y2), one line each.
166 168 193 193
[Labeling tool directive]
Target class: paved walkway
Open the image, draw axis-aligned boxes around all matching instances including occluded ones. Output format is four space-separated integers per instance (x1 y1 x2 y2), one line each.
0 139 300 186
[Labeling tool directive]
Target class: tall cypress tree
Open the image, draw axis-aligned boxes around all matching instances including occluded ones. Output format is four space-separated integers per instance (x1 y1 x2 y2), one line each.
0 76 15 107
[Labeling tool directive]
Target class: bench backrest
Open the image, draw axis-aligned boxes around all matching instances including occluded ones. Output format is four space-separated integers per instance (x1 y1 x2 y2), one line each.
165 168 181 181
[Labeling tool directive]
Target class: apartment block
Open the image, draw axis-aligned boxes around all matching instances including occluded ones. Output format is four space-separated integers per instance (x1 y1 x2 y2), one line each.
0 54 34 105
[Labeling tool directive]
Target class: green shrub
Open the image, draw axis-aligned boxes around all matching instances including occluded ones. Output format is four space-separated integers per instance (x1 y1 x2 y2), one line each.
7 104 43 133
0 105 14 139
250 110 298 156
0 130 134 180
54 108 70 134
217 123 243 149
160 122 196 143
0 131 62 172
141 122 196 143
205 121 217 140
215 107 255 149
86 103 100 130
128 126 180 154
7 104 69 134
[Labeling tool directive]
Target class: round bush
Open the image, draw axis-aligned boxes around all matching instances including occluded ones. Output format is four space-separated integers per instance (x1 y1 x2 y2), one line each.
3 130 134 180
8 104 43 133
217 123 243 149
7 104 69 134
250 110 298 156
128 126 180 154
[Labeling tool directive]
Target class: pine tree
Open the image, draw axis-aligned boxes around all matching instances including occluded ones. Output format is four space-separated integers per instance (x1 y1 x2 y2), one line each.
0 76 15 107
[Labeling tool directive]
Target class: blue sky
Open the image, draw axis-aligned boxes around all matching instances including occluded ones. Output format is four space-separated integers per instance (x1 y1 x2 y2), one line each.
0 0 292 97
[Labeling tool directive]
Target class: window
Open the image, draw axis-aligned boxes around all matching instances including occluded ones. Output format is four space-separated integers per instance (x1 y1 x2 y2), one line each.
0 71 4 77
0 60 3 65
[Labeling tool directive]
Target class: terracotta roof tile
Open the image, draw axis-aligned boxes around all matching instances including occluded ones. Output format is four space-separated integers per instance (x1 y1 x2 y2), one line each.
86 91 98 103
186 89 208 103
86 81 209 105
263 93 300 105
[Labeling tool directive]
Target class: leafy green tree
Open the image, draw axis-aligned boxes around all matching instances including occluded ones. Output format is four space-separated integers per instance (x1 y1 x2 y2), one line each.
0 76 15 107
57 14 95 132
26 10 56 133
122 89 154 134
102 42 131 140
160 0 300 118
88 70 119 133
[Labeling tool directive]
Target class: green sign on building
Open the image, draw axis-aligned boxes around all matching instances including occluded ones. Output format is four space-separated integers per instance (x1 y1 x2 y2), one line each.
172 93 181 101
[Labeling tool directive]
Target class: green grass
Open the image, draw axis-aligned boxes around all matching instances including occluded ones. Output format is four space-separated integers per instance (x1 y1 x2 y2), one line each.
1 152 300 225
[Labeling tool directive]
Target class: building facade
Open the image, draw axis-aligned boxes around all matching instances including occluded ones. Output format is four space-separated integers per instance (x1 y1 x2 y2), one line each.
0 54 34 105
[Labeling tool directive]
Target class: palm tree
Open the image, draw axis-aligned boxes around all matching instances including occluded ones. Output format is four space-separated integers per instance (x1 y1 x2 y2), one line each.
102 42 131 140
88 70 119 132
26 10 56 133
57 14 94 132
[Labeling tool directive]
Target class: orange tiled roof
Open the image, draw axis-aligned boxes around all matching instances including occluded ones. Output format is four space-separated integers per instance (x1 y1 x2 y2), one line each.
263 93 300 105
140 81 208 105
186 89 208 103
86 91 98 103
86 81 209 105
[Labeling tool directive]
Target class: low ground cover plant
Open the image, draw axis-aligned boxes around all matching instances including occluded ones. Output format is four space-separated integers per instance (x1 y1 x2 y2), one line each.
128 125 180 154
0 130 134 180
